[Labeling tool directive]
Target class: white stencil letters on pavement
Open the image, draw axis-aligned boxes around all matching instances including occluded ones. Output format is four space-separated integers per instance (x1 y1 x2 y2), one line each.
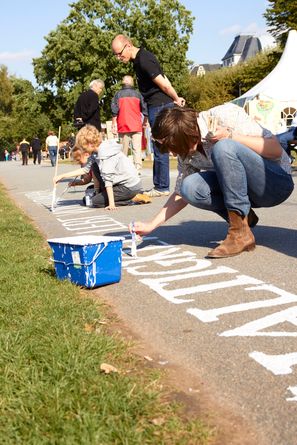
24 191 297 403
220 306 297 337
141 272 262 304
187 284 297 322
249 351 297 375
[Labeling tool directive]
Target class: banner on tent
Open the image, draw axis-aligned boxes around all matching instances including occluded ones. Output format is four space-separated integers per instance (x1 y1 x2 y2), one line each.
246 95 286 134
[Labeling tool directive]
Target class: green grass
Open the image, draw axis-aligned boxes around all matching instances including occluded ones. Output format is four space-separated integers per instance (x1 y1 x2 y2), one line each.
0 184 214 444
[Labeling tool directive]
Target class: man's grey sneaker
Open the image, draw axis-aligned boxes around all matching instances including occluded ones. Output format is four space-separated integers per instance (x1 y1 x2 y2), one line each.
143 188 170 197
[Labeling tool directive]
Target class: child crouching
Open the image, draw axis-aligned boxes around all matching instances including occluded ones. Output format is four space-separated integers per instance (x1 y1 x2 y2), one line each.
55 125 145 209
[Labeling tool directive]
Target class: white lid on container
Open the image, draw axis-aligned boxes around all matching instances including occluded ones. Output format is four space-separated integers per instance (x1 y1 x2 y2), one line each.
47 235 125 245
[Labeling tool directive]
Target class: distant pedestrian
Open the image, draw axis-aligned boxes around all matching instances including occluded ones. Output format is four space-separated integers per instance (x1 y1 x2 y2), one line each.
74 79 105 132
45 131 59 167
68 132 75 149
19 138 30 165
31 136 42 164
111 34 185 197
15 144 20 161
111 75 148 175
4 149 9 161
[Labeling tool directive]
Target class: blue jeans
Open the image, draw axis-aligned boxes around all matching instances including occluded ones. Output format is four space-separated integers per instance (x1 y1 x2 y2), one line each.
276 128 296 154
180 139 294 219
48 147 57 166
148 102 174 192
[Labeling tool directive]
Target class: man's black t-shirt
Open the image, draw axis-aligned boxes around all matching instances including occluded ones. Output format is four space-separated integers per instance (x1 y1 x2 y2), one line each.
133 47 172 107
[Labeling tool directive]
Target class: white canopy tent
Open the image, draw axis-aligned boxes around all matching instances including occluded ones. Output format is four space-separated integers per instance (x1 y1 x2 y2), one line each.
234 29 297 133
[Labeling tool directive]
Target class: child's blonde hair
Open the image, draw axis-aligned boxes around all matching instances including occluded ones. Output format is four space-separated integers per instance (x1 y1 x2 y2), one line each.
75 124 102 153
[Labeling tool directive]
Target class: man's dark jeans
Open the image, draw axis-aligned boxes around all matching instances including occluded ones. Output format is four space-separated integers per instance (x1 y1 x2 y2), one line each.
148 102 174 192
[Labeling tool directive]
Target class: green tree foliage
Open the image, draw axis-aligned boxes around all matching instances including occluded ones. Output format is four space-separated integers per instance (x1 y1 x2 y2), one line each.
186 67 240 111
186 48 282 112
0 73 54 156
234 50 281 94
264 0 297 45
0 66 13 115
33 0 193 122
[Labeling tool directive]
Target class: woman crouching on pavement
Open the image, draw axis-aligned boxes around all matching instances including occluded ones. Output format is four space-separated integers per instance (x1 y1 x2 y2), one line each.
131 103 294 258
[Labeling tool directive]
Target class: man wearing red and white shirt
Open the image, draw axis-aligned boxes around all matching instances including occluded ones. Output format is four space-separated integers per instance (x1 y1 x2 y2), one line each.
111 75 148 175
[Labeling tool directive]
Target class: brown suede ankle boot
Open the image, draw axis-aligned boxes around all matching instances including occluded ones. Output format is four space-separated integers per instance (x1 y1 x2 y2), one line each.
208 210 256 258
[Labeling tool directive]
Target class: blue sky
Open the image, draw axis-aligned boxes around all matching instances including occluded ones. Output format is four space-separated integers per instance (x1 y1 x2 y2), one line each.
0 0 270 84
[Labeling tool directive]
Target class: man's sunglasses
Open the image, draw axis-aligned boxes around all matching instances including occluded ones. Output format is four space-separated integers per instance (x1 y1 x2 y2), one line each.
114 44 127 57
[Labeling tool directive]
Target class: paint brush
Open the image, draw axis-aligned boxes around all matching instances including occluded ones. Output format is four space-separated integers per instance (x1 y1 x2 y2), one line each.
51 176 78 212
131 221 137 257
55 177 78 206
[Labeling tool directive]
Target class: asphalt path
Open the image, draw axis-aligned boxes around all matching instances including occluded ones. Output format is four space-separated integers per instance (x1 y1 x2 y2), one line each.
1 159 297 445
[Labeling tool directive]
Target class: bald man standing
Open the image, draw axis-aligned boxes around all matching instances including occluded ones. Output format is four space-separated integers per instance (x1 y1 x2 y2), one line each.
74 79 105 132
112 34 185 197
111 75 148 175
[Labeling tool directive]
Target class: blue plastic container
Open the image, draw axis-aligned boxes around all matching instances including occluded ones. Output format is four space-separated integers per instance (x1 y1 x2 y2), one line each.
48 235 124 288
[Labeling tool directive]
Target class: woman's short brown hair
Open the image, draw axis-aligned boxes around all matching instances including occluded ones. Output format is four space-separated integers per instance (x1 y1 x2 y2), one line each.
75 124 102 153
152 107 202 158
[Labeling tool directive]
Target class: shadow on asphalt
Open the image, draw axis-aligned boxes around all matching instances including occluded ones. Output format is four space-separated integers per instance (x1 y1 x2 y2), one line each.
55 199 83 206
42 200 83 212
109 220 297 259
